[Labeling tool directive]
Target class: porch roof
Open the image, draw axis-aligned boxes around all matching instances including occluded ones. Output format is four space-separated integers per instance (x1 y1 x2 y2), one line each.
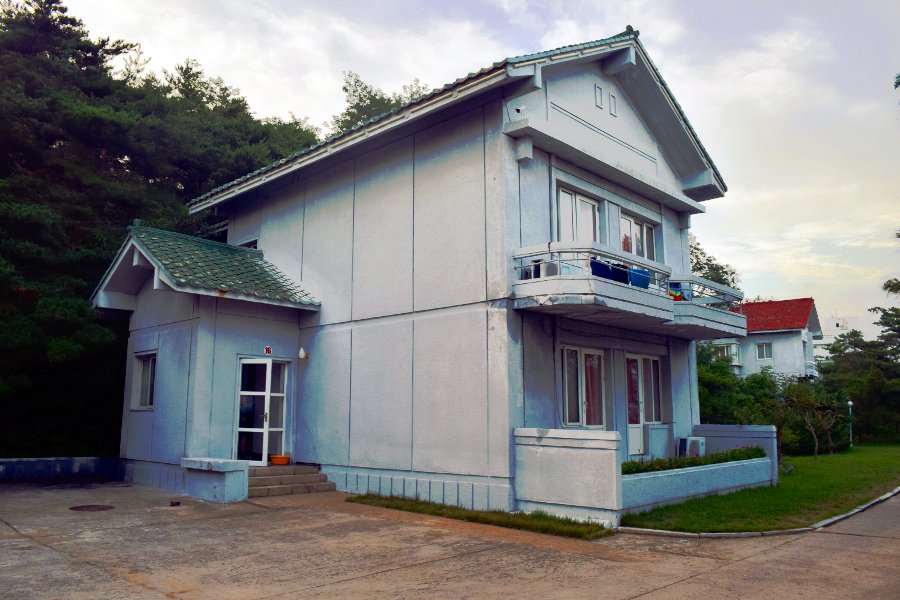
91 223 319 311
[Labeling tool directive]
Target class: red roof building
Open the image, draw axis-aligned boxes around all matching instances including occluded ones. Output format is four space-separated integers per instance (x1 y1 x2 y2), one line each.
741 298 822 336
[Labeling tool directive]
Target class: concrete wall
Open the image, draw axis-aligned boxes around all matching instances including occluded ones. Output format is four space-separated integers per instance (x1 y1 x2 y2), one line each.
121 280 198 465
621 457 773 514
513 428 621 525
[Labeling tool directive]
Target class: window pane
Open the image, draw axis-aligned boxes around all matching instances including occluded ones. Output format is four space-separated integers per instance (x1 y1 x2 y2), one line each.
240 363 267 392
559 190 574 242
584 353 603 426
269 395 284 428
634 221 644 257
652 360 661 422
140 355 156 407
271 362 286 394
576 198 597 242
564 349 580 425
237 431 264 462
645 226 655 261
620 217 632 253
626 358 641 425
267 431 283 456
239 394 266 428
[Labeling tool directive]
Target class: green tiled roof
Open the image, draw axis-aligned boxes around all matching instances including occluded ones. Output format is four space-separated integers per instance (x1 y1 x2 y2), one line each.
130 225 318 307
190 28 672 209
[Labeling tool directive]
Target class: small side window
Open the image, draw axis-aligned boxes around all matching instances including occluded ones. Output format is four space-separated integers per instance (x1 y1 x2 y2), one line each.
137 354 156 408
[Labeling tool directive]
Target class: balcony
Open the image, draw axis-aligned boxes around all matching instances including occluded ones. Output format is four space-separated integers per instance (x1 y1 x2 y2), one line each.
666 275 747 339
511 242 746 339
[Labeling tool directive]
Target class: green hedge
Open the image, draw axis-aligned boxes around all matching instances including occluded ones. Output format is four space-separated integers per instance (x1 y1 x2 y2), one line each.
621 446 767 475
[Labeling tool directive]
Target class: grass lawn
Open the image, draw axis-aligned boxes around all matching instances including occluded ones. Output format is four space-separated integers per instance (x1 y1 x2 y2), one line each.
621 444 900 533
346 494 611 540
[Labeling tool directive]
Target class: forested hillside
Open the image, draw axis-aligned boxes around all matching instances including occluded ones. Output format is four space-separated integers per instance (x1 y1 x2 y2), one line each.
0 0 319 455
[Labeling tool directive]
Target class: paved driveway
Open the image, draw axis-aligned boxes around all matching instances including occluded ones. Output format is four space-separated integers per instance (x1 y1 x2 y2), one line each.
1 482 897 599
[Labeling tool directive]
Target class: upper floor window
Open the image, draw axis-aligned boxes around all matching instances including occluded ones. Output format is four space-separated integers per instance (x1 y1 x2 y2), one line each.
620 214 655 261
558 188 604 244
239 239 258 249
561 346 605 428
756 343 773 360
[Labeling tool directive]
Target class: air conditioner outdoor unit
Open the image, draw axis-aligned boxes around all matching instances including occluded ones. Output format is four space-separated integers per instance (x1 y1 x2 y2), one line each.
686 436 706 458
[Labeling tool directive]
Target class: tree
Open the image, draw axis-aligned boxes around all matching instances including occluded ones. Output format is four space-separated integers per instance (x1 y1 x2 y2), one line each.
883 229 899 294
817 307 900 443
327 70 429 134
689 233 741 289
0 0 318 456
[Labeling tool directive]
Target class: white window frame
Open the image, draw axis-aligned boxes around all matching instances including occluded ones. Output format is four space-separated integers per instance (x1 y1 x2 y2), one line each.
560 345 606 429
133 352 156 410
757 343 773 360
620 213 656 261
557 187 606 245
715 344 741 364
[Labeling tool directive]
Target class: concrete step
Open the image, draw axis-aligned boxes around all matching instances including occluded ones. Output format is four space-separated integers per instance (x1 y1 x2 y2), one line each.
249 465 320 477
248 473 329 487
247 481 336 498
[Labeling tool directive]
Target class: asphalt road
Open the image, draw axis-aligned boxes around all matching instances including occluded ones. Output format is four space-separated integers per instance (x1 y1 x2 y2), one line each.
1 482 897 599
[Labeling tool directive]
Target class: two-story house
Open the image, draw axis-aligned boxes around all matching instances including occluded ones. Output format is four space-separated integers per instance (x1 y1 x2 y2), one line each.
714 298 823 379
92 28 777 525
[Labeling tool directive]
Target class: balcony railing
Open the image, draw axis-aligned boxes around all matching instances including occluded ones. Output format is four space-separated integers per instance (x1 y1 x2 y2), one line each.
667 275 743 312
513 242 672 296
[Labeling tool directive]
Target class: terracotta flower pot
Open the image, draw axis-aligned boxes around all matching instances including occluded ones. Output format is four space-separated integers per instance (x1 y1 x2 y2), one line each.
269 454 291 465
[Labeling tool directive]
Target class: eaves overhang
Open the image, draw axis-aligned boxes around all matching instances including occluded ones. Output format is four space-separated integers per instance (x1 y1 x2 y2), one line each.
187 29 648 215
91 229 320 312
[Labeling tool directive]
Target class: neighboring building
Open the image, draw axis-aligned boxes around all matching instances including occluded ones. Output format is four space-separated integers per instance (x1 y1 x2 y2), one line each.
814 314 860 362
714 298 823 379
92 29 777 525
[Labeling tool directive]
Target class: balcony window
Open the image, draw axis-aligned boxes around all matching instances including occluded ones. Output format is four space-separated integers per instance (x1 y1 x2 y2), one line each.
620 214 655 261
558 188 604 244
561 346 605 428
715 344 741 363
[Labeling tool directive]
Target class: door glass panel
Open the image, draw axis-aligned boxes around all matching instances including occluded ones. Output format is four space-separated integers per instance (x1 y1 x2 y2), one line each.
237 431 264 462
564 349 580 425
620 217 632 253
558 190 574 241
645 226 655 261
584 352 603 426
271 362 285 394
576 198 597 242
240 363 267 392
642 358 654 422
239 394 266 428
651 359 662 422
267 431 283 456
626 358 641 425
269 395 284 428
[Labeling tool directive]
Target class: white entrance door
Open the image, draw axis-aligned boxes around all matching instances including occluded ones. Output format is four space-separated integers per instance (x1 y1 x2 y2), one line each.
626 357 644 455
236 359 287 466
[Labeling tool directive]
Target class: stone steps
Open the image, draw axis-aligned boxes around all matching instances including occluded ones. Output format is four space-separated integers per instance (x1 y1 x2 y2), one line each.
247 464 335 498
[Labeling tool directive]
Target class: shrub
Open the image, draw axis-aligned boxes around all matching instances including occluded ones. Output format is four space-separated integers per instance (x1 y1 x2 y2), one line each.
621 446 766 475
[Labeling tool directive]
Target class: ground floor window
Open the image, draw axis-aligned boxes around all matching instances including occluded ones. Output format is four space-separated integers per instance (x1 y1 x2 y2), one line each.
136 353 156 409
715 343 741 363
756 343 773 360
561 346 605 428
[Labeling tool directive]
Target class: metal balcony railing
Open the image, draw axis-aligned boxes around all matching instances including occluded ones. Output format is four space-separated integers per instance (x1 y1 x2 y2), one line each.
513 242 672 296
667 275 744 312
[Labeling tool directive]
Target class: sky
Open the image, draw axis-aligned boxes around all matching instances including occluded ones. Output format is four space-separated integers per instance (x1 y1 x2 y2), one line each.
66 0 900 338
